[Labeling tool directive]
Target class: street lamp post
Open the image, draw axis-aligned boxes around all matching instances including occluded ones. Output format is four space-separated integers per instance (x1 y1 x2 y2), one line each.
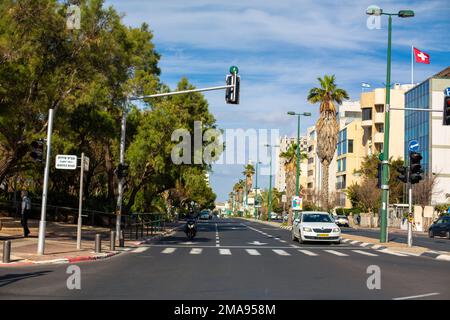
287 111 311 220
366 6 414 243
265 144 279 222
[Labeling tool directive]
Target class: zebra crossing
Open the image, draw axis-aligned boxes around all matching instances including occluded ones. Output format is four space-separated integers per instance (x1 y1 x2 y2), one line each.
138 246 422 259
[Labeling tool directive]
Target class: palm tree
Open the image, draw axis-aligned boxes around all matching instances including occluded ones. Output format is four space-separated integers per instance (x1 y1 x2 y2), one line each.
280 143 297 224
242 163 255 204
307 75 349 211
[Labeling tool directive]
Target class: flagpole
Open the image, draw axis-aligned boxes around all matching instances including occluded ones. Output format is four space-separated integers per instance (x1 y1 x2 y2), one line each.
411 45 414 85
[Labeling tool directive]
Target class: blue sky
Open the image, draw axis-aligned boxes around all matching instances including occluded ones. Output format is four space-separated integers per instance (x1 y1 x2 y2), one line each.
105 0 449 202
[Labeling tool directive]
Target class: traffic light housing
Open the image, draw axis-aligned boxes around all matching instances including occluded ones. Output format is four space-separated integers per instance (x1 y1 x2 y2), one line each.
30 139 44 162
444 96 450 126
377 162 382 189
409 152 423 184
116 163 129 179
225 73 240 104
396 165 408 184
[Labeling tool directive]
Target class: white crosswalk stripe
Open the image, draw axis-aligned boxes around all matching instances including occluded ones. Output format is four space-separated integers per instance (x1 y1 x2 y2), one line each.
131 247 149 253
325 250 349 257
352 250 378 257
298 250 318 256
246 249 261 256
190 248 203 255
273 249 290 256
161 248 176 254
219 249 232 255
378 249 408 257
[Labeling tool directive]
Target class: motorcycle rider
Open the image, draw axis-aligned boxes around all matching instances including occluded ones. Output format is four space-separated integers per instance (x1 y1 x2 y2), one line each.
184 208 197 239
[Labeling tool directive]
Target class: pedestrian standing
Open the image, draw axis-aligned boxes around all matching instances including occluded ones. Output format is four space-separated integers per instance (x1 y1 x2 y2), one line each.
21 191 31 237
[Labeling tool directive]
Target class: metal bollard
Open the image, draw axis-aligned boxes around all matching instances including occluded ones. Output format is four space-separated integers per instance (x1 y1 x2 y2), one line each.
3 241 11 263
119 230 125 247
110 231 116 251
95 234 101 253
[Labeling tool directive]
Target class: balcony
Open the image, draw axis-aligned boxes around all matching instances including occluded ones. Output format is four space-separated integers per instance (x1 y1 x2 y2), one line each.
374 132 384 144
361 119 373 127
374 112 384 124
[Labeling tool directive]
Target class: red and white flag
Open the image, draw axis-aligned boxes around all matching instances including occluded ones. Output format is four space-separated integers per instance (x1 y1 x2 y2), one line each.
413 47 430 64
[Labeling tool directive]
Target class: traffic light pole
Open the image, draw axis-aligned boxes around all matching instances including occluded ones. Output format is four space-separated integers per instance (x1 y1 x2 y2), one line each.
77 152 85 250
407 175 413 247
115 109 127 245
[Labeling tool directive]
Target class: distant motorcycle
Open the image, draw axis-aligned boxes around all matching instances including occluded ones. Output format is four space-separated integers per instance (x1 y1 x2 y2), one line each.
185 218 197 240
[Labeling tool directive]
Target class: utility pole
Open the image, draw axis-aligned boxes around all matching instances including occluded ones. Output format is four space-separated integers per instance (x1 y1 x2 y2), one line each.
77 152 85 250
37 108 55 255
407 170 413 247
265 144 279 221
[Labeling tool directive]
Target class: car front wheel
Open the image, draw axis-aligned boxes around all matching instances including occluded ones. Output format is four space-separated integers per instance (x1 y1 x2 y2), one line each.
446 231 450 240
429 229 434 238
291 229 298 242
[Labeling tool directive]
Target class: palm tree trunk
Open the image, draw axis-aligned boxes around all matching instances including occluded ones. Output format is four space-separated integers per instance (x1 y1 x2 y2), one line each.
321 163 329 211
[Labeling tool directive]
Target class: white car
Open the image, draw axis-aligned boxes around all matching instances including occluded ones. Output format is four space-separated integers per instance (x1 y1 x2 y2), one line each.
291 211 341 244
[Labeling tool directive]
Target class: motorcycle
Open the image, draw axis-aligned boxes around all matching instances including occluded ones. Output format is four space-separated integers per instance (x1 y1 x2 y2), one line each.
185 219 197 240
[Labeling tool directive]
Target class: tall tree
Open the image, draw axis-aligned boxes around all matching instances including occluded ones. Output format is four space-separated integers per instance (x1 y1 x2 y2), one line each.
307 75 349 210
242 163 255 202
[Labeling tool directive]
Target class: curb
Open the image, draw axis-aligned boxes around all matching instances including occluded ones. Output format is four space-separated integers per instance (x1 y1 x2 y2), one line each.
0 251 121 268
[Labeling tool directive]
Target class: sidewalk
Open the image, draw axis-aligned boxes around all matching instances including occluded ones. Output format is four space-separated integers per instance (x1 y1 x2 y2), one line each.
0 216 136 267
238 217 450 261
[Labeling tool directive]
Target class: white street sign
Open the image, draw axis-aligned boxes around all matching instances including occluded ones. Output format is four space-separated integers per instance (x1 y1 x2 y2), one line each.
282 195 287 203
55 155 77 170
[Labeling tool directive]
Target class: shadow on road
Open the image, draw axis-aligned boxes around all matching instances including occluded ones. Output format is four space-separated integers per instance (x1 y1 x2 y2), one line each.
0 271 52 288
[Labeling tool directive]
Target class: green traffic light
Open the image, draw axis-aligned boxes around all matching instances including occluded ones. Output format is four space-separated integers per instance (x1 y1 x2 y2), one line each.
229 66 239 74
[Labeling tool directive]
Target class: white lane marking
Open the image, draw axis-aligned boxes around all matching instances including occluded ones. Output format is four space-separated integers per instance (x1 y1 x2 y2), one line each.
372 245 383 249
360 243 370 247
350 240 359 245
131 247 149 253
219 249 232 255
279 240 287 243
298 250 318 256
190 248 203 255
352 250 378 257
162 248 176 254
393 292 440 300
436 254 450 261
378 249 408 257
325 250 349 257
342 239 350 243
290 244 299 248
246 249 261 256
273 249 290 256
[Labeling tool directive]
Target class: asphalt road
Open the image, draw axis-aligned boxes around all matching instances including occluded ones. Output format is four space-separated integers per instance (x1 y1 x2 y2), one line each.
0 218 449 300
341 227 450 253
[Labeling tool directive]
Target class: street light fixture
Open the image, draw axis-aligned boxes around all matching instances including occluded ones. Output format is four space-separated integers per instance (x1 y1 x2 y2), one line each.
287 111 311 220
365 7 414 243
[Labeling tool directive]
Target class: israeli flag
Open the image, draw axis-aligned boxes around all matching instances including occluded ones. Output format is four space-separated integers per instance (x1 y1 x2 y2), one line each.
361 82 371 88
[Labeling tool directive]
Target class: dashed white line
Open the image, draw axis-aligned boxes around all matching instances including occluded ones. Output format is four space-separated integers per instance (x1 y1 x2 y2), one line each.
393 292 440 300
190 248 203 255
219 249 232 255
325 250 349 257
352 250 378 257
378 249 408 257
161 248 176 254
246 249 261 256
273 249 290 256
298 250 318 256
131 247 149 253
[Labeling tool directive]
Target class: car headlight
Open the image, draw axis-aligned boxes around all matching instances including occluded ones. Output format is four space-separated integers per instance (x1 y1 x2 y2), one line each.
303 227 312 232
333 227 340 233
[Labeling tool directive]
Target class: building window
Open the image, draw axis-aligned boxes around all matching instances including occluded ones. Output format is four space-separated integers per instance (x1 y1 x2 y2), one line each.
307 183 313 189
308 170 313 176
348 140 353 153
336 175 346 190
308 157 314 164
337 128 348 156
362 108 372 121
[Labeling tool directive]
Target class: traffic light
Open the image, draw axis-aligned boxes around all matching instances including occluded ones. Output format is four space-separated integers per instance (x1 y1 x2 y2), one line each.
444 96 450 126
409 152 423 184
30 139 45 162
377 162 382 189
396 165 408 183
225 68 240 105
115 163 129 178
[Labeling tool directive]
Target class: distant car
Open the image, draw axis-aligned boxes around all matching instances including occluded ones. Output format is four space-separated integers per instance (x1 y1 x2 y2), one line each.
335 215 350 227
199 211 210 220
428 216 450 239
270 212 278 220
291 211 341 244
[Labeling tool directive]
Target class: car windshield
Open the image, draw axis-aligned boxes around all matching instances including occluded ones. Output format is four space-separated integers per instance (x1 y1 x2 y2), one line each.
303 214 333 223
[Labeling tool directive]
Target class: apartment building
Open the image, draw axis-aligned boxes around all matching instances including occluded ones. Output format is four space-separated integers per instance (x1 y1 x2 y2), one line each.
360 84 414 158
274 135 308 192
